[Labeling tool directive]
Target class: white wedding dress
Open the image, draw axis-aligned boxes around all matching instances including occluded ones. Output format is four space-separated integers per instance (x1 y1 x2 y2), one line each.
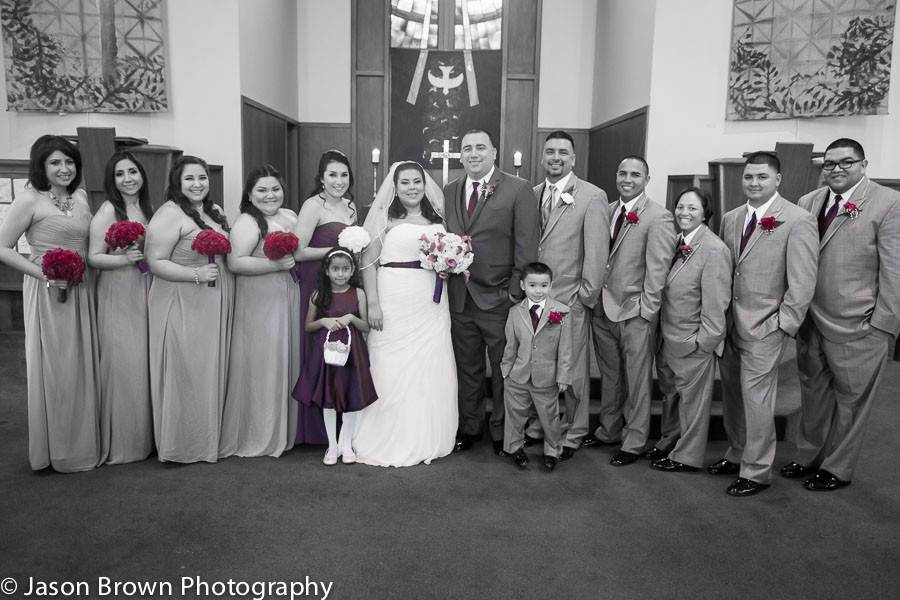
353 222 458 467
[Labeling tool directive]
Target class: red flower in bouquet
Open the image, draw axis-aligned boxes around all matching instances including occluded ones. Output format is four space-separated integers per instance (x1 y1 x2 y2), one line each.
104 221 148 274
263 231 300 283
843 202 861 219
191 230 231 287
548 310 563 324
42 248 85 303
759 216 781 232
626 211 639 224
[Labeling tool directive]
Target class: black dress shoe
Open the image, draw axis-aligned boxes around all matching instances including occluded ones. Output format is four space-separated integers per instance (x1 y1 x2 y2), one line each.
523 435 542 447
644 447 669 461
651 457 698 472
803 470 850 491
580 435 611 448
493 440 509 456
726 477 770 496
543 455 557 472
610 451 640 466
453 435 474 453
559 447 576 461
707 458 740 475
512 449 528 470
780 461 814 479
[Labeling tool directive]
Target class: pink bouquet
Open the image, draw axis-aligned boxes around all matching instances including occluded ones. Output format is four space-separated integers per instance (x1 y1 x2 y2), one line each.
418 231 474 303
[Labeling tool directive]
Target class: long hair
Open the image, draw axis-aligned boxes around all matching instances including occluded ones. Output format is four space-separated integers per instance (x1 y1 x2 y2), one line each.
308 149 356 221
28 135 83 194
387 161 443 223
240 164 285 239
165 155 230 232
103 151 154 221
313 246 360 318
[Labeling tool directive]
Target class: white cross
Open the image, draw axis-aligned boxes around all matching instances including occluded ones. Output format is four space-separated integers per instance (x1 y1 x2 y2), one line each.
430 139 461 187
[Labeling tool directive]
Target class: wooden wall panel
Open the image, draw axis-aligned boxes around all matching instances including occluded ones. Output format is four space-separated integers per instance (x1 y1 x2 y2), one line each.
505 0 539 75
128 144 182 208
534 128 589 184
502 79 536 180
355 0 387 72
241 97 300 211
298 123 352 207
588 106 648 201
354 76 385 209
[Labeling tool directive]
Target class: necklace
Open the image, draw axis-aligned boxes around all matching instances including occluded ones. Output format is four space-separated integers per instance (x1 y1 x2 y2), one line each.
45 190 74 216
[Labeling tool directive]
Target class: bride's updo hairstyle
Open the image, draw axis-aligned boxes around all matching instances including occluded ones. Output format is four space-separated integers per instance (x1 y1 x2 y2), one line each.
388 161 443 223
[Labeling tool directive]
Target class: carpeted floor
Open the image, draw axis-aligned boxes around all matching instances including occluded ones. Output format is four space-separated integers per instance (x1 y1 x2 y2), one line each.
1 330 898 600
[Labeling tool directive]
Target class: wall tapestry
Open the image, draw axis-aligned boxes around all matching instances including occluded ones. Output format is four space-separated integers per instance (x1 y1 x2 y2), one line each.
1 0 168 112
727 0 895 120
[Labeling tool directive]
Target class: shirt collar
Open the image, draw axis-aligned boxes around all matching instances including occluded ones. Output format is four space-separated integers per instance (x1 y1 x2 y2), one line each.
830 177 864 204
466 166 496 191
545 171 573 194
745 192 778 220
681 225 702 246
529 299 546 312
618 193 643 214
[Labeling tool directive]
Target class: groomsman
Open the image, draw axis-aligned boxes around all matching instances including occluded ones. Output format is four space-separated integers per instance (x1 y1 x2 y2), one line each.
781 138 900 491
527 131 608 459
585 156 676 465
444 129 541 454
710 152 818 496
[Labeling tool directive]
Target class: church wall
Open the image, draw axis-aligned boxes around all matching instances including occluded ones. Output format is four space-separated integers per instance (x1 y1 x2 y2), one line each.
297 0 352 123
239 0 299 120
645 0 900 205
591 0 656 127
0 0 245 216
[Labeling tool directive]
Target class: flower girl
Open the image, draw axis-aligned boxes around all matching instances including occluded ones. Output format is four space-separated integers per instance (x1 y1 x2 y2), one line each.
295 247 378 464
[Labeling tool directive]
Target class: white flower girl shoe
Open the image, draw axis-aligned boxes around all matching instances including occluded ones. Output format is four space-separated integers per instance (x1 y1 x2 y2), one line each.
323 447 339 466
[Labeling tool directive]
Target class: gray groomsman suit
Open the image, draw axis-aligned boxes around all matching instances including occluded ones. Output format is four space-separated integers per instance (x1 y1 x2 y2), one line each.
529 174 608 448
793 177 900 480
591 194 676 454
719 193 818 484
656 224 732 468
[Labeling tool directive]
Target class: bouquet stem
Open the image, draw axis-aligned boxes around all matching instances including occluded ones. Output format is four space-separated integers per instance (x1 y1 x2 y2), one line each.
207 255 216 287
432 274 443 303
137 259 149 274
289 265 300 284
56 287 68 303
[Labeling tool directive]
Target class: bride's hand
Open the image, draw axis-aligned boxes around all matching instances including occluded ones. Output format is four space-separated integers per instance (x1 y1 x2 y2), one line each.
368 303 383 331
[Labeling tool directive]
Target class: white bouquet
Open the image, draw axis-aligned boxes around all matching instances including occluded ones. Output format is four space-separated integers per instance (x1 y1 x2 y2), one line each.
337 226 371 253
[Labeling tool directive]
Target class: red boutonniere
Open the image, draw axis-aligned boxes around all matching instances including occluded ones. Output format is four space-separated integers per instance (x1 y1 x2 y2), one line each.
678 243 694 259
759 216 781 232
626 211 639 224
843 202 861 219
480 183 496 202
548 310 563 324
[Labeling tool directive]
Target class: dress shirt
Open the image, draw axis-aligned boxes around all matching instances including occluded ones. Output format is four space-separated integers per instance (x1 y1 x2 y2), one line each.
743 192 779 230
610 194 642 236
825 177 864 213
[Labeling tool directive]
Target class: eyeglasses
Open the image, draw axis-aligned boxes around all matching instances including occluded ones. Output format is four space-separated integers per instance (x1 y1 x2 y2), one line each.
822 158 864 171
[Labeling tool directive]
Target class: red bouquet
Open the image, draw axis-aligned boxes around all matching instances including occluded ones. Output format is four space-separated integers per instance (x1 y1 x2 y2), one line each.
548 310 564 324
263 231 300 283
42 248 85 303
104 221 148 274
191 230 231 287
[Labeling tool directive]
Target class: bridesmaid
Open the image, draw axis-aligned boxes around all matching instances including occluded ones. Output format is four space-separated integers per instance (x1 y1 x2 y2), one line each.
87 152 154 464
291 150 358 444
145 156 233 464
0 135 101 472
220 165 300 458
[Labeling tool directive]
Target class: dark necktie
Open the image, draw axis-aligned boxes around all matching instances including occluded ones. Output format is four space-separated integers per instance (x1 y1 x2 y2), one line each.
467 181 480 218
610 205 626 251
671 236 685 267
739 212 756 255
818 194 842 239
530 304 540 330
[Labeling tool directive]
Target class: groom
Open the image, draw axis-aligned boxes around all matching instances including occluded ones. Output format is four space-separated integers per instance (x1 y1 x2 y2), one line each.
445 129 541 454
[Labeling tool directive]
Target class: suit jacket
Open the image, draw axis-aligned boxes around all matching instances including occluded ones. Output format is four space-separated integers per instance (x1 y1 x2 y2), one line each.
444 169 540 312
501 298 573 388
660 224 732 357
798 177 900 341
719 193 818 341
601 194 676 323
533 175 609 308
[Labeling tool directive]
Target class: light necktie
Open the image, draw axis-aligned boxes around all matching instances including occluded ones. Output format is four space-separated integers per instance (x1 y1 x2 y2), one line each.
610 205 626 251
819 194 842 239
541 186 556 228
466 181 480 218
740 212 756 254
530 304 540 330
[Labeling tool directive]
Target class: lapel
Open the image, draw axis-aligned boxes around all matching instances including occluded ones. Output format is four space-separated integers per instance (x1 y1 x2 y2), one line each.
451 178 468 233
541 175 576 242
610 194 648 258
533 302 551 335
821 178 871 249
738 195 784 264
468 168 502 229
516 301 533 333
668 224 706 284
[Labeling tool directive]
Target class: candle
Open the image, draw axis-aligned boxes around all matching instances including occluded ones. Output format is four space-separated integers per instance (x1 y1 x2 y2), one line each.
371 148 380 164
513 151 522 168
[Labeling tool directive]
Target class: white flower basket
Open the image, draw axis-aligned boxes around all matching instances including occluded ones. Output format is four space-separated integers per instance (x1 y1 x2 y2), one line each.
323 327 352 366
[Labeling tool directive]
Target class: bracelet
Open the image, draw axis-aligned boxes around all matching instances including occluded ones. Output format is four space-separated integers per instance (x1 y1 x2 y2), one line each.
193 267 200 285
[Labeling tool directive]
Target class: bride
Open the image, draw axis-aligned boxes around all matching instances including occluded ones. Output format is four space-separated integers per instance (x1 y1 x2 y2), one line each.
352 161 458 467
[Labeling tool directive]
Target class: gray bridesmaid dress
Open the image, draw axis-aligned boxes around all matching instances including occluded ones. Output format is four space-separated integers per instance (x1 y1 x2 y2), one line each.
148 228 234 463
23 213 101 472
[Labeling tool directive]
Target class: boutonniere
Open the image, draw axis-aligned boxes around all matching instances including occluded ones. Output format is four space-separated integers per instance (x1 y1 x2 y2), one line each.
759 216 781 233
480 182 496 202
560 191 575 205
626 211 639 224
677 243 694 259
843 202 861 219
547 310 563 324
